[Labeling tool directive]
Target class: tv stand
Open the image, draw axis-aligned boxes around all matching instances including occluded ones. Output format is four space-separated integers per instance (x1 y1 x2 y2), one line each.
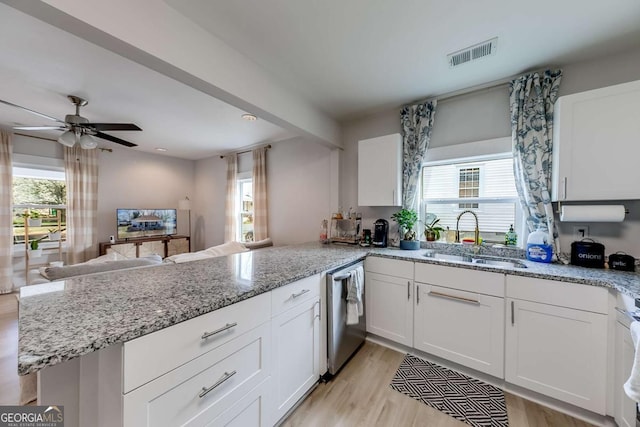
99 235 190 259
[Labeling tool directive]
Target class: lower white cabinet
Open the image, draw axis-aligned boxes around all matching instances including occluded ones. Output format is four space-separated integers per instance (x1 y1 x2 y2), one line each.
365 271 414 346
414 284 504 378
123 322 271 427
505 298 608 414
615 316 637 427
271 295 321 423
211 379 272 427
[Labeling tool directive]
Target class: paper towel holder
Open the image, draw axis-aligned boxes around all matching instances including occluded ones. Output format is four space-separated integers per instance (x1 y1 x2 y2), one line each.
556 201 629 222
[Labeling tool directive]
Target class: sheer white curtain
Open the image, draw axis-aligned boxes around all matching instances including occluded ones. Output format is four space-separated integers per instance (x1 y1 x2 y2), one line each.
252 147 268 241
64 146 99 264
224 154 238 242
0 131 13 294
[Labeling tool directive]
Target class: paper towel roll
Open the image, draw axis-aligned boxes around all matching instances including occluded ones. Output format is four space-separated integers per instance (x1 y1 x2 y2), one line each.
560 205 626 222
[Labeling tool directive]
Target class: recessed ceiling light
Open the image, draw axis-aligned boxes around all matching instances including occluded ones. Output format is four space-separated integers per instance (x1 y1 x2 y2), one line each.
241 113 257 121
155 147 167 152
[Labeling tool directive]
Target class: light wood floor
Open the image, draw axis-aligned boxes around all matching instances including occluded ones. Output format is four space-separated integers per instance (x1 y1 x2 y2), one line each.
0 292 19 406
283 341 595 427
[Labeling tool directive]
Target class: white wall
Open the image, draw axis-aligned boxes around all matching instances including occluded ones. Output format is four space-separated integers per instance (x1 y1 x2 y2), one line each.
340 45 640 257
193 155 227 251
268 138 333 245
97 147 195 242
194 138 334 248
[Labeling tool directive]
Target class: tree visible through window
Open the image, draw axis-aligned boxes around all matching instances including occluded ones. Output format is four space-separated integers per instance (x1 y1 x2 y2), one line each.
237 178 254 243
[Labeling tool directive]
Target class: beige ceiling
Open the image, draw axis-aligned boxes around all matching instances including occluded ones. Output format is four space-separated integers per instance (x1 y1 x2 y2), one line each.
2 0 640 159
165 0 640 120
0 2 294 160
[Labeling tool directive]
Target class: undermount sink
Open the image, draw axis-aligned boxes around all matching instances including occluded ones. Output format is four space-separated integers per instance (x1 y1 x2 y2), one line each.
423 252 527 269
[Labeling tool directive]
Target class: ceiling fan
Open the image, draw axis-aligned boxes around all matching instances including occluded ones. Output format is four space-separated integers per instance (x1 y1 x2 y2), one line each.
0 95 141 149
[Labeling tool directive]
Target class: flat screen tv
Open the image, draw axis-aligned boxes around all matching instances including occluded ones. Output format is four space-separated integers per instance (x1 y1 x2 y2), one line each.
117 209 177 240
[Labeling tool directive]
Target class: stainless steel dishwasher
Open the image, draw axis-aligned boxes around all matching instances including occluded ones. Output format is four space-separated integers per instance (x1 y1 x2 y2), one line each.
326 260 366 377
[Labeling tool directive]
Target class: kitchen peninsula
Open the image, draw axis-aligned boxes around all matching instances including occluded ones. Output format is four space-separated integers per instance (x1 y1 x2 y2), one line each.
18 242 640 427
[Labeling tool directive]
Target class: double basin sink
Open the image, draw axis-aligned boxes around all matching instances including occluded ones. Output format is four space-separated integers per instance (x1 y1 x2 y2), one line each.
423 251 527 269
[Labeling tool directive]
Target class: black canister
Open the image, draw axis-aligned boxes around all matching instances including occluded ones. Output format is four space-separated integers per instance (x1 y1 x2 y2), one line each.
609 252 636 272
570 239 605 268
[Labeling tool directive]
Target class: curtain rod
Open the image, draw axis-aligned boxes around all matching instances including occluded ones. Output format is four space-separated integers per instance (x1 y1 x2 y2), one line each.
406 66 553 106
220 144 271 159
14 132 113 152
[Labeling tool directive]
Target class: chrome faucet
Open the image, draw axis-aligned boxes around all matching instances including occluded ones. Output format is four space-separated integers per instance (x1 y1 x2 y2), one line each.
455 210 480 245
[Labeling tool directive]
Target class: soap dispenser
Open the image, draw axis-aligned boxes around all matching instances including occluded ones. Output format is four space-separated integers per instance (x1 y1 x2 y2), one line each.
505 224 517 246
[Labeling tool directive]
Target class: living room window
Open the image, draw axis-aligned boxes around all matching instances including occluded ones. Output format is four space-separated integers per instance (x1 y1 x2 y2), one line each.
237 176 254 243
12 162 66 247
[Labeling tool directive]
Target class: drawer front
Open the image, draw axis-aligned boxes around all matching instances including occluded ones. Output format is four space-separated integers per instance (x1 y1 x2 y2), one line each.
123 321 271 427
271 274 321 316
506 275 608 314
124 292 270 393
365 256 414 279
415 263 504 297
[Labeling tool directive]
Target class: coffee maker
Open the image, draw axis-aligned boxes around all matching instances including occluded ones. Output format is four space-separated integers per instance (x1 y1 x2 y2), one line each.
372 219 389 247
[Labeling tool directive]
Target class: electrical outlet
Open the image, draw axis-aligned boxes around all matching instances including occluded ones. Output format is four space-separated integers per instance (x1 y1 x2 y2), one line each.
572 225 589 240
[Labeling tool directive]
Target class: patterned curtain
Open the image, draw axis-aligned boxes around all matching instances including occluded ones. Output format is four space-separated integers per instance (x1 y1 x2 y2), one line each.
0 131 13 294
64 146 99 264
509 69 563 253
252 147 268 241
400 100 437 209
224 154 238 242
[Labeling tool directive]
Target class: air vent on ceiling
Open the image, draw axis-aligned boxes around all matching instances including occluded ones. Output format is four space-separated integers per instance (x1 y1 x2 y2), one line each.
448 37 498 68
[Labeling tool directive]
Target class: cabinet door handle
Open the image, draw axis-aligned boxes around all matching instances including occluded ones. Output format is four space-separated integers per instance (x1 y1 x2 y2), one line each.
314 300 321 320
198 370 237 398
511 301 515 325
407 281 410 300
563 177 567 200
428 291 480 305
392 189 395 205
201 322 238 340
416 284 420 305
292 289 310 299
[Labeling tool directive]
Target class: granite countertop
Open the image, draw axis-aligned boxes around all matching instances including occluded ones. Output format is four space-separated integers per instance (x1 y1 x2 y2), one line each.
18 242 640 375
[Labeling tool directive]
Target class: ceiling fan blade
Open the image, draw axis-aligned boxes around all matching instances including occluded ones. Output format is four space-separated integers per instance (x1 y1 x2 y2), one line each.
95 131 138 147
13 126 67 131
82 123 142 131
0 99 66 124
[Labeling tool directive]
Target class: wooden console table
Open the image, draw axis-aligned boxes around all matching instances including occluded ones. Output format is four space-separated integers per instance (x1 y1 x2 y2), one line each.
99 235 190 259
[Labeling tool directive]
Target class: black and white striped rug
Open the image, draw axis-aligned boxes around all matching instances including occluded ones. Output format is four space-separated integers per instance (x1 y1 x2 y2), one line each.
390 354 509 427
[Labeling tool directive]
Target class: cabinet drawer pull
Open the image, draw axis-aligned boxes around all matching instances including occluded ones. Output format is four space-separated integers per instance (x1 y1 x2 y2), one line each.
563 177 567 200
428 291 480 305
201 322 238 340
416 284 420 304
407 281 410 300
511 301 515 325
291 289 310 299
198 370 237 398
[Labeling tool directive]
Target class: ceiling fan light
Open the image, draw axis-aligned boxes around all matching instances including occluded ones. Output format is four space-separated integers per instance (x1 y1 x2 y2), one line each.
57 130 77 147
79 134 97 149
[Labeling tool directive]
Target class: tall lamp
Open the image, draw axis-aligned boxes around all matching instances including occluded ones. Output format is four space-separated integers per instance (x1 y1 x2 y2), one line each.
178 196 191 239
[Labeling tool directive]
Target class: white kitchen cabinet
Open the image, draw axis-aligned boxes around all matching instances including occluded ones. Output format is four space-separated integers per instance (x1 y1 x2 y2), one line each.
552 79 640 201
210 379 271 427
414 283 504 378
413 263 505 378
505 275 609 414
365 257 414 346
271 295 321 424
615 314 638 427
358 133 402 206
123 322 271 427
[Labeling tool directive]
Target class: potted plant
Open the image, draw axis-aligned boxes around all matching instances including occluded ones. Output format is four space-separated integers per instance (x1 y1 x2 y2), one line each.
26 211 42 227
29 240 42 258
424 216 444 241
48 228 61 241
391 208 420 250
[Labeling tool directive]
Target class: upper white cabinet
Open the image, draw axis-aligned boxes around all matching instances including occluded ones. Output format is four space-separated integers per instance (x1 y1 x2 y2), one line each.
358 133 402 206
552 79 640 201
